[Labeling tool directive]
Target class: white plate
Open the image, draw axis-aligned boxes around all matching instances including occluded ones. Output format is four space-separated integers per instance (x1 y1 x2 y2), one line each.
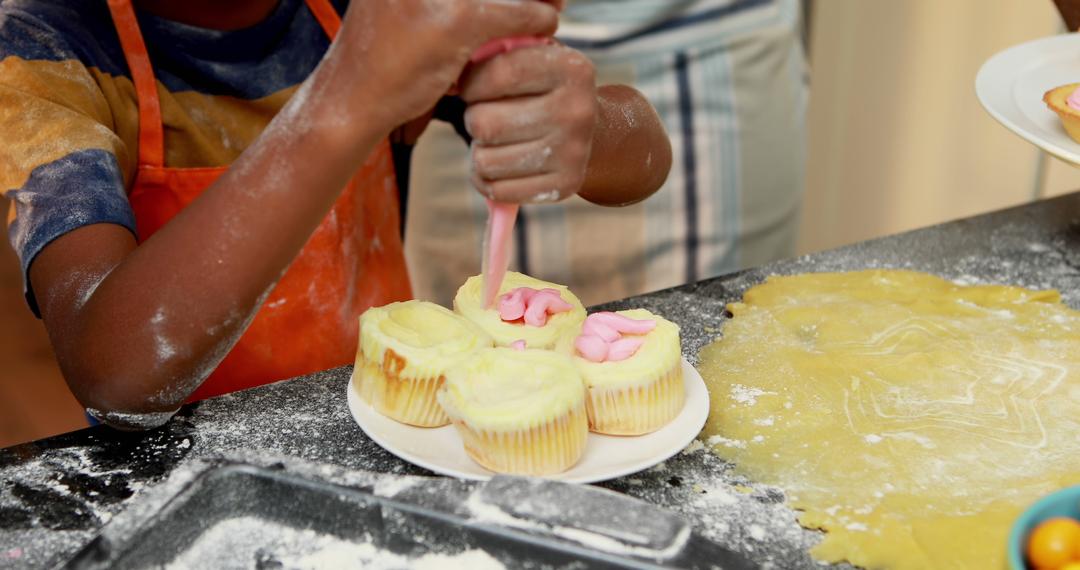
977 33 1080 166
346 358 710 484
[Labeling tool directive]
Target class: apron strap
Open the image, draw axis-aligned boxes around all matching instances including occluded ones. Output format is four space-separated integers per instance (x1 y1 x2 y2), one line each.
106 0 165 169
104 0 343 171
303 0 342 40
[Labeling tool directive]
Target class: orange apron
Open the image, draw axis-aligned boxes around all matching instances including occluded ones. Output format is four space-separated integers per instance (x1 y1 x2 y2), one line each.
106 0 412 401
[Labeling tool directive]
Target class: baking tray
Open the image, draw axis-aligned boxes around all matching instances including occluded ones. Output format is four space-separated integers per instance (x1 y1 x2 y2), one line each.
61 462 753 569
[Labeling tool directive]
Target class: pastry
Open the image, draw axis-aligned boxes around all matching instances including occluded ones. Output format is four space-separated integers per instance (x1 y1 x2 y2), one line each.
353 300 492 427
700 270 1080 570
558 308 684 435
454 271 586 349
1044 83 1080 143
437 347 588 475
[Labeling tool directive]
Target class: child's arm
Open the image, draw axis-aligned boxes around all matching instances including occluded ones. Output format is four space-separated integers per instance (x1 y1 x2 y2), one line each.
459 44 672 207
27 0 559 428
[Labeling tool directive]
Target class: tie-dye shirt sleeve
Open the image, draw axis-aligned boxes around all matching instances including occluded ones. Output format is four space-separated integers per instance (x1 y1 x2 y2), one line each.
0 8 136 315
1 0 447 316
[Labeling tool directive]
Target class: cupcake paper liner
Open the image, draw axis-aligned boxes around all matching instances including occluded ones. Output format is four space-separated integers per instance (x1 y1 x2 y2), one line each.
586 362 684 435
354 356 449 428
449 402 588 475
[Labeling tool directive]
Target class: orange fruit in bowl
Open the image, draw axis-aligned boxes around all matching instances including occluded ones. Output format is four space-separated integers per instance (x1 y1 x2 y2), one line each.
1060 562 1080 570
1027 517 1080 569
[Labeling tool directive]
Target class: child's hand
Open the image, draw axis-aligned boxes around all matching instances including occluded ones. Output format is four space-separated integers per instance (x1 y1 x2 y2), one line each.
326 0 559 139
459 44 599 204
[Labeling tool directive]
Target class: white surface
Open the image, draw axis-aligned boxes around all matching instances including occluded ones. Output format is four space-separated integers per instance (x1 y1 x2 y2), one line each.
977 33 1080 166
346 358 710 484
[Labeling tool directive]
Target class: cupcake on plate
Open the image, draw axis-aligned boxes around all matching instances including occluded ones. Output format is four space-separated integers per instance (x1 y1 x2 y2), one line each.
454 271 586 350
353 300 492 427
437 347 588 475
1044 83 1080 143
557 309 684 435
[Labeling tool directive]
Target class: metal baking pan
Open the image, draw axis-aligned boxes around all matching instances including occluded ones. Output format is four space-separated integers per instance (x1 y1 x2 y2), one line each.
60 462 751 569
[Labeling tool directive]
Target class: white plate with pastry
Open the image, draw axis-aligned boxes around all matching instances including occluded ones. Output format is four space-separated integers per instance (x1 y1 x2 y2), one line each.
976 33 1080 166
346 357 710 484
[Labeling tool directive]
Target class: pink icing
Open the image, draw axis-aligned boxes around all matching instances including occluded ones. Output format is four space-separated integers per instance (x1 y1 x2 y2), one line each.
608 337 646 361
584 312 655 336
510 340 527 351
575 312 656 363
471 36 554 309
481 201 519 309
1069 87 1080 112
574 334 608 361
470 37 553 64
498 287 572 327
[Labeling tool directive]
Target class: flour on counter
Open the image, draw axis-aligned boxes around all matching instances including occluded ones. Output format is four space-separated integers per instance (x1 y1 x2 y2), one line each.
165 516 504 570
372 476 420 498
730 385 772 406
707 435 747 449
601 436 835 569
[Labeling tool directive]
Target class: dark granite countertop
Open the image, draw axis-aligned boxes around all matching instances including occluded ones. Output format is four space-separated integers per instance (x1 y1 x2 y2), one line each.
3 193 1079 569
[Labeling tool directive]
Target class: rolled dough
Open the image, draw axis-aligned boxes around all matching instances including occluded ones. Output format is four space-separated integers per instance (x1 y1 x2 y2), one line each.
700 270 1080 569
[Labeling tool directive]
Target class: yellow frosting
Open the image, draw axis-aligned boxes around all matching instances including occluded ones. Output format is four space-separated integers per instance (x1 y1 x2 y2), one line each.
557 308 681 389
438 347 585 431
358 300 493 380
453 272 586 349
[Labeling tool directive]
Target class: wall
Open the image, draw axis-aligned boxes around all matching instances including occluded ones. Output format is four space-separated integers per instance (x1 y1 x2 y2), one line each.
0 195 86 448
798 0 1080 255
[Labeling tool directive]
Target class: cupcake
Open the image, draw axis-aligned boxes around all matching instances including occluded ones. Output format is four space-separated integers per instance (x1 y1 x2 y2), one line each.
437 347 588 475
454 271 586 349
557 309 684 435
353 300 492 427
1044 83 1080 143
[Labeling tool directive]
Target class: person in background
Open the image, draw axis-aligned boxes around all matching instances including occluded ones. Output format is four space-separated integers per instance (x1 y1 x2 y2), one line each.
406 0 808 306
0 0 672 429
1053 0 1080 30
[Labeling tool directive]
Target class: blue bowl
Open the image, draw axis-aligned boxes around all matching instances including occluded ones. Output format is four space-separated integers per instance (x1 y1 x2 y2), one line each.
1008 485 1080 569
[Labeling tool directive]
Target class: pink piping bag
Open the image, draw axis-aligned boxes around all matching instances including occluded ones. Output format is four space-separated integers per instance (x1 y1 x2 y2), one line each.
470 36 554 308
